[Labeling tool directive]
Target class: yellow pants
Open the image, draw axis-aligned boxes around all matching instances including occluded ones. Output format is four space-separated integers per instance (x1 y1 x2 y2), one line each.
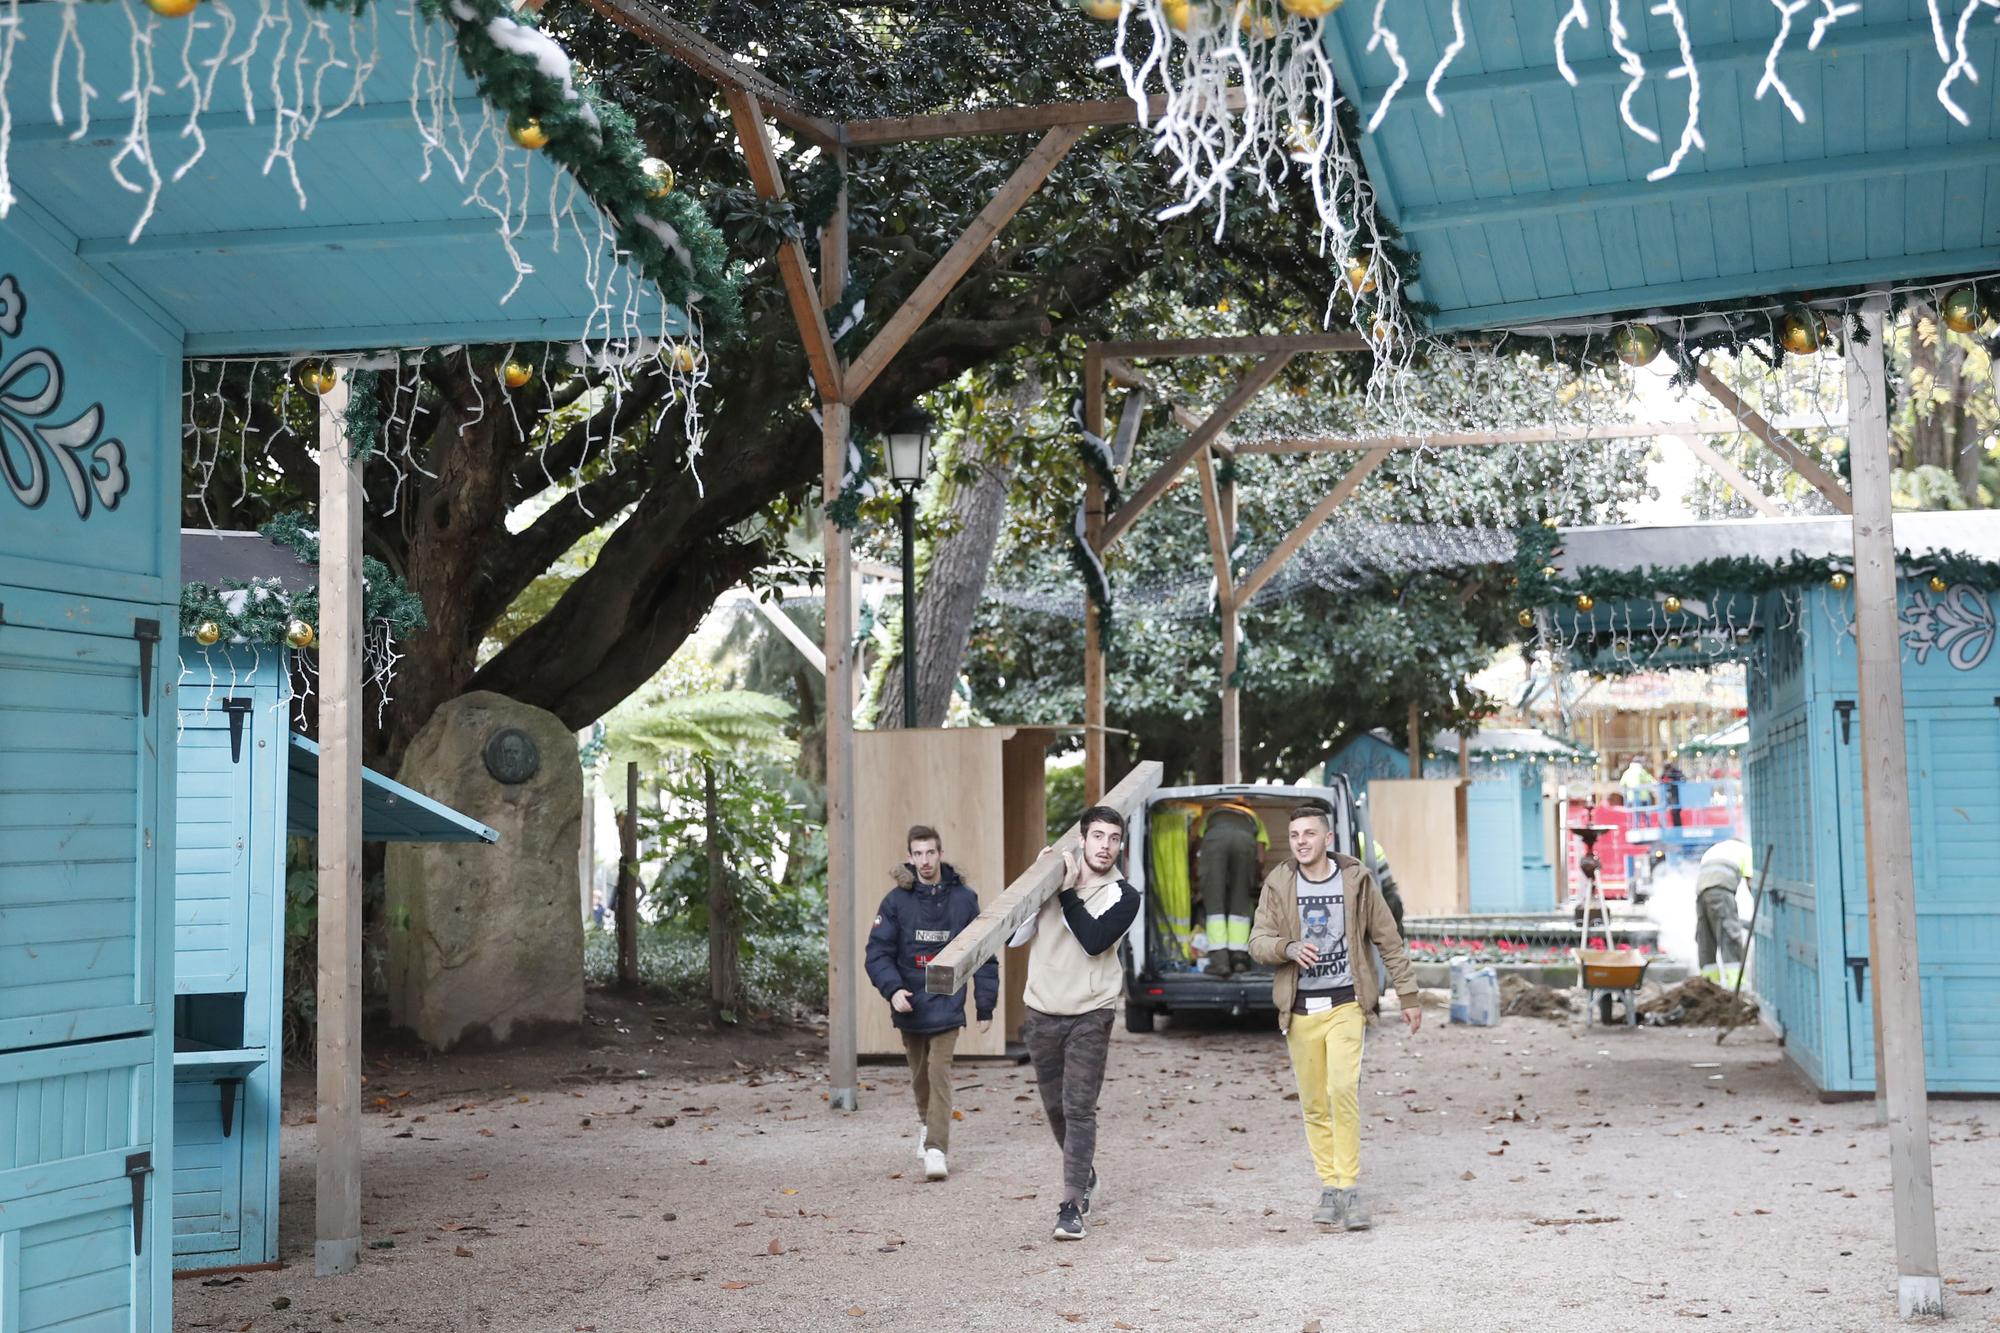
1284 1003 1365 1189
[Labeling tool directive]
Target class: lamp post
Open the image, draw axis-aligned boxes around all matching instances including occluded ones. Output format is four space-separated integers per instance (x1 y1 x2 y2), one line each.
885 407 935 728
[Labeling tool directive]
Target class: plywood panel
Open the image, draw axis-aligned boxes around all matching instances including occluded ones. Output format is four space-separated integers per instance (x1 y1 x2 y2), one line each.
851 730 1010 1058
998 732 1053 1044
1368 779 1468 917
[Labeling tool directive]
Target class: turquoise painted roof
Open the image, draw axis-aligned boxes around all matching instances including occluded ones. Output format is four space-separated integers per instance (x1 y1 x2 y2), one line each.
1321 2 2000 331
6 0 688 353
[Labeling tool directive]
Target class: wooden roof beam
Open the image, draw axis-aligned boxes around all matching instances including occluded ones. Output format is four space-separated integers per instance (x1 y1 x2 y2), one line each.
1230 415 1851 453
842 90 1246 147
1093 332 1368 360
580 0 842 150
726 88 845 401
1097 352 1293 551
1694 364 1853 515
844 125 1085 403
1234 446 1393 606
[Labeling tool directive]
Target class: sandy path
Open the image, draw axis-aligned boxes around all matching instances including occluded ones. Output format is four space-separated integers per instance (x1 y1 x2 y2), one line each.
174 1011 1998 1333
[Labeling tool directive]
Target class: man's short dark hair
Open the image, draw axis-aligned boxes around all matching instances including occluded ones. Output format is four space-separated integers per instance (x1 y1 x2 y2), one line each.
907 824 941 850
1289 804 1333 830
1078 805 1125 838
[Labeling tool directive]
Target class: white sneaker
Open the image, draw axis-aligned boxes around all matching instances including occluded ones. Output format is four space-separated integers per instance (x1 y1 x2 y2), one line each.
923 1147 948 1181
916 1124 928 1157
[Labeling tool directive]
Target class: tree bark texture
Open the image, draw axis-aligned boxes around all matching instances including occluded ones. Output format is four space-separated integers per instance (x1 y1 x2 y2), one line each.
877 366 1042 728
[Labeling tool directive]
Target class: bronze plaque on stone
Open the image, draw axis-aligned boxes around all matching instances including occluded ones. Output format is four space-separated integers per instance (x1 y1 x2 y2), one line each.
482 727 540 784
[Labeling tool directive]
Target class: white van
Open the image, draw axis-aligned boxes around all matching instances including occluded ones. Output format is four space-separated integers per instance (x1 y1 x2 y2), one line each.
1120 780 1355 1032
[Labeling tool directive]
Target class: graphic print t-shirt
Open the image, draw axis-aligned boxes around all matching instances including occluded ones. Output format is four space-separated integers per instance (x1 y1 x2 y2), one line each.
1294 868 1353 1008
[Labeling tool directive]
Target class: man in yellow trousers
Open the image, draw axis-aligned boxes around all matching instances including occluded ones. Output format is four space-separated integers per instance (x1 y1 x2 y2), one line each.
1249 805 1420 1230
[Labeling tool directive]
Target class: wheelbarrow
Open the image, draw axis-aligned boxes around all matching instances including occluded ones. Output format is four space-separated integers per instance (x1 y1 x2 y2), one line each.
1578 948 1651 1026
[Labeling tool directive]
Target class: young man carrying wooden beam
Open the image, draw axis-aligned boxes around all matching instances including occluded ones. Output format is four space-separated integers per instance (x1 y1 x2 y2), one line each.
1249 804 1420 1231
1007 806 1142 1241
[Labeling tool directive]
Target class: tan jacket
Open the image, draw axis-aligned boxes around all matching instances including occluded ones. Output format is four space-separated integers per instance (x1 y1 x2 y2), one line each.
1247 853 1418 1033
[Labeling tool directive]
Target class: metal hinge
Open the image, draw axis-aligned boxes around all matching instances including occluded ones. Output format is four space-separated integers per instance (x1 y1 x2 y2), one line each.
1833 699 1856 744
133 619 161 718
218 1078 243 1138
223 698 253 763
1846 955 1869 1003
125 1151 153 1256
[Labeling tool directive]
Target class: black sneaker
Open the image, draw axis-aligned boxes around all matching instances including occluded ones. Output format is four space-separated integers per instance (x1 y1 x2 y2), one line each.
1052 1201 1085 1241
1082 1168 1099 1215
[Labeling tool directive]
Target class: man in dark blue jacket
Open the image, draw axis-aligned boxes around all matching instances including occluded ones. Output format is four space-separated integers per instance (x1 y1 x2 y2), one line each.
865 825 997 1182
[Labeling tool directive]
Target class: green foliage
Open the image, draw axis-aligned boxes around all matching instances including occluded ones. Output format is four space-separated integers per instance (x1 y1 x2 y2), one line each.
633 761 818 935
1045 762 1086 843
180 512 426 652
609 690 795 762
279 838 386 1054
582 922 826 1016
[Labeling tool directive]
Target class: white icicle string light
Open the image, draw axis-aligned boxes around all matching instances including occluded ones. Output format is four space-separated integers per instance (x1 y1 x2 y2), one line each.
1646 0 1703 182
1606 0 1661 147
1757 0 1810 124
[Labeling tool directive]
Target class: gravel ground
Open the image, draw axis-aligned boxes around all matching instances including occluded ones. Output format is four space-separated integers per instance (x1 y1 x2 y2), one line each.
174 1005 1999 1333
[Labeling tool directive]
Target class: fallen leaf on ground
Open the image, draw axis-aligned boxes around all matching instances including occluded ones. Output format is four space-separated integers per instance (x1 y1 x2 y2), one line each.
720 1281 749 1291
781 1188 799 1195
1059 1315 1086 1325
477 1128 495 1138
465 1172 488 1182
1303 1322 1323 1333
847 1308 865 1318
767 1239 783 1255
1460 1171 1476 1181
453 1247 473 1258
1145 1255 1174 1263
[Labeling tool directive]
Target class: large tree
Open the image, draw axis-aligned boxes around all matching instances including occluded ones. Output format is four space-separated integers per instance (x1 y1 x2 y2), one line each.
186 0 1363 768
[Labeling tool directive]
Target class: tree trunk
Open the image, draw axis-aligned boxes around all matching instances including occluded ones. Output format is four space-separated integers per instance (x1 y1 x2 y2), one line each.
877 365 1042 728
705 757 740 1023
616 761 639 989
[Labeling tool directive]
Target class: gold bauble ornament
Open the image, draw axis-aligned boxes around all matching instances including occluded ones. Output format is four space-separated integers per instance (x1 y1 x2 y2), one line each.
1663 594 1682 615
1344 253 1376 295
1506 575 1519 590
1161 0 1190 30
1077 0 1122 15
1778 310 1821 356
1613 322 1661 367
1613 638 1630 654
293 360 337 396
1929 574 1948 593
502 360 535 390
1216 298 1232 313
1236 2 1278 38
1735 628 1754 645
1285 123 1319 156
1516 610 1534 628
1575 593 1595 612
643 160 676 197
1829 571 1850 591
669 342 699 374
194 621 222 647
147 0 202 17
509 118 550 150
1541 516 1559 529
285 619 316 650
1942 286 1982 335
1279 0 1345 16
1370 318 1394 344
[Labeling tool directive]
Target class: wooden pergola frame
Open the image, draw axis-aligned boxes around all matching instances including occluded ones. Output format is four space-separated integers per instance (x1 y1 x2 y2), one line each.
1074 332 1855 795
590 0 1245 1111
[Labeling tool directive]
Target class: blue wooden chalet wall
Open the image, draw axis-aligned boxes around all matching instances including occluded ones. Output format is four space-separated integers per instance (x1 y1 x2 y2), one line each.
0 238 182 1332
4 0 673 1320
1747 575 2000 1094
1324 730 1564 915
1321 2 2000 331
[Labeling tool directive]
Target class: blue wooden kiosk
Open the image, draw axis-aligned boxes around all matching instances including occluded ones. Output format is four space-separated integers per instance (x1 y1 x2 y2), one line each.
172 532 493 1274
1546 515 2000 1095
0 0 697 1322
1324 725 1589 913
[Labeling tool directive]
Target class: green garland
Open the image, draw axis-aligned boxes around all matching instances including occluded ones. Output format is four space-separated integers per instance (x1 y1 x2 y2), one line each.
826 433 877 532
345 369 383 461
178 514 427 652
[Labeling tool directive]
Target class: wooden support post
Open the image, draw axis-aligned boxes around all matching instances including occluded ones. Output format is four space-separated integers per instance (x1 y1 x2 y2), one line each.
1194 448 1239 783
1083 355 1108 802
821 146 849 309
313 373 362 1279
1233 446 1393 605
1695 364 1853 514
823 400 860 1111
616 761 640 988
1846 297 1944 1320
1407 699 1422 776
925 761 1164 995
1098 352 1293 551
1458 731 1470 782
844 125 1085 403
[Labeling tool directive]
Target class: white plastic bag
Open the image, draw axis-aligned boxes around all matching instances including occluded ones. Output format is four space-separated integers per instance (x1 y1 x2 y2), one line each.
1449 956 1499 1026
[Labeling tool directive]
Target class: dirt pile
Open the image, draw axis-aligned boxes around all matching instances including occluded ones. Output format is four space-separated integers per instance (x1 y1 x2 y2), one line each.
1499 975 1575 1020
1638 975 1759 1028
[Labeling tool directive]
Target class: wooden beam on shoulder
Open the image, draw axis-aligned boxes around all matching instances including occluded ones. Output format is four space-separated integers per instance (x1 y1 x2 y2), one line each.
923 761 1163 995
1694 364 1852 514
844 125 1086 403
1234 445 1393 606
1098 352 1293 551
841 90 1245 146
726 88 845 402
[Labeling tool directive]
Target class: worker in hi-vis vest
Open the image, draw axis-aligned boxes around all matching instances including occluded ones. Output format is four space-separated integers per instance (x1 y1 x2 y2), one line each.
1695 838 1753 984
1197 801 1267 975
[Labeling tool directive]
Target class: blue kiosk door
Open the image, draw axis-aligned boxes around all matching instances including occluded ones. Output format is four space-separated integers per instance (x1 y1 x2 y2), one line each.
0 616 164 1331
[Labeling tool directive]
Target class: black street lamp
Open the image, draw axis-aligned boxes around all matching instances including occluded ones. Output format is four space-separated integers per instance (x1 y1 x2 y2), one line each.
885 406 935 728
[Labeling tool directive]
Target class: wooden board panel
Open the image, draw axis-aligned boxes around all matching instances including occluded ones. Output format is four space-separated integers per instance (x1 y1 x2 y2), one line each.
851 730 1009 1058
1368 779 1468 917
998 732 1053 1043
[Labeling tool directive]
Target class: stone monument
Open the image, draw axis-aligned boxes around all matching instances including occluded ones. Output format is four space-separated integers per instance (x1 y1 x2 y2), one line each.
386 691 584 1049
